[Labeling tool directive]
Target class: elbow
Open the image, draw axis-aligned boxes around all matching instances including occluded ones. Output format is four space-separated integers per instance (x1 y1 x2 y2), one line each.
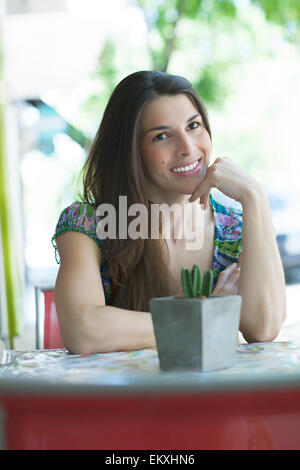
62 329 104 355
57 304 108 355
66 341 96 355
242 326 280 344
59 325 89 355
240 302 287 344
242 315 286 344
239 277 287 343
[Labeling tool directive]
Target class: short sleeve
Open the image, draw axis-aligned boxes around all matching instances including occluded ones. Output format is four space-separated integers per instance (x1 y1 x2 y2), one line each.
51 201 106 265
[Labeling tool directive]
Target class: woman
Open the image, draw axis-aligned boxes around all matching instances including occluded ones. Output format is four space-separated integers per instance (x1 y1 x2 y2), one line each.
52 70 286 354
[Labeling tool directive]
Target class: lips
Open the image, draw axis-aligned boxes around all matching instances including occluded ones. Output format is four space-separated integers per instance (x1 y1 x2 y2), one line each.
170 159 202 177
170 158 201 172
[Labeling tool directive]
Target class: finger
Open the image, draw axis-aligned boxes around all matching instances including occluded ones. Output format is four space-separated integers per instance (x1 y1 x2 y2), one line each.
226 267 240 287
212 283 238 296
212 266 240 296
188 168 213 203
213 273 240 296
215 263 237 288
199 192 210 210
233 267 240 283
228 284 239 295
189 182 210 203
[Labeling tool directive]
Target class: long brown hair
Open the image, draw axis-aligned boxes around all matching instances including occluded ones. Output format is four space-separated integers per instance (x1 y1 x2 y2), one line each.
81 70 211 311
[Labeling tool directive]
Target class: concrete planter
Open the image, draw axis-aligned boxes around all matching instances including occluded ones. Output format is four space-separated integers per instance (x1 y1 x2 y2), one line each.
149 295 242 372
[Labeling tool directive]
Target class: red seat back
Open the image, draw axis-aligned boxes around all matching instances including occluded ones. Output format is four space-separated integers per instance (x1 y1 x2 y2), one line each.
43 290 65 349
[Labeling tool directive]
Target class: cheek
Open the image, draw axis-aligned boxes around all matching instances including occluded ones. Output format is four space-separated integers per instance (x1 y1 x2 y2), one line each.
142 147 167 172
197 132 212 160
205 143 212 162
207 137 212 154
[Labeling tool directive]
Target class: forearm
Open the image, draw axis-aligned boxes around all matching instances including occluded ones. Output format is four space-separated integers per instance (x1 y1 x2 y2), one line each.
238 186 286 342
68 305 156 354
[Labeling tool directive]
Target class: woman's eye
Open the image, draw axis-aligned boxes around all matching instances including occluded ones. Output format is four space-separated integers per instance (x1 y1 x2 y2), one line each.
188 121 201 130
152 122 202 142
153 133 167 142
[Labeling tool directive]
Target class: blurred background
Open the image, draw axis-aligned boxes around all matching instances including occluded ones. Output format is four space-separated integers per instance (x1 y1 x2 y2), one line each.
0 0 300 349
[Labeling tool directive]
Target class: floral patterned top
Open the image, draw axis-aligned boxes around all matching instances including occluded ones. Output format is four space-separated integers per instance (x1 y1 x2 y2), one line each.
51 193 243 305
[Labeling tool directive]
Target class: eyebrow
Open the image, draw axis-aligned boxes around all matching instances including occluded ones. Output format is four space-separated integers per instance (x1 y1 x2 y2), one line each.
145 113 200 134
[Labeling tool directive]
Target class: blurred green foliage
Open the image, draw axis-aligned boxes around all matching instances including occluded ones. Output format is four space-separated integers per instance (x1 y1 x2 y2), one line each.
252 0 300 34
75 0 300 186
135 0 238 72
80 0 300 118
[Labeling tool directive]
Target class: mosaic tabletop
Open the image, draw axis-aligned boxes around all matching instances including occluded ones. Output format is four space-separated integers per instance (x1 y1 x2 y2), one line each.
2 337 300 392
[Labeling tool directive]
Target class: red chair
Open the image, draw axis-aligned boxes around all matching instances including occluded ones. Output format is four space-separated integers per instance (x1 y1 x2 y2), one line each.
35 288 65 349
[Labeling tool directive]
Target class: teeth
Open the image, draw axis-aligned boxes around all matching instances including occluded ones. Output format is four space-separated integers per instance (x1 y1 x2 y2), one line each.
171 160 199 173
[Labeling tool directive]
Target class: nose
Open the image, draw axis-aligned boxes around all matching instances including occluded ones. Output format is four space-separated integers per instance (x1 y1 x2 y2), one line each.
175 132 193 157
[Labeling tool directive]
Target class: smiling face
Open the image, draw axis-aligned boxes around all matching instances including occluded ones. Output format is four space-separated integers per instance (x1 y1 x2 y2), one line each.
140 93 212 204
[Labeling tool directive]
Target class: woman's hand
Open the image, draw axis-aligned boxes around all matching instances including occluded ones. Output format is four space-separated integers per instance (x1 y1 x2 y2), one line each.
189 156 262 209
212 263 240 297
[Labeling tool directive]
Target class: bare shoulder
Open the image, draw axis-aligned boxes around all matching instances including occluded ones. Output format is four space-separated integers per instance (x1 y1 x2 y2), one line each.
55 231 105 308
56 231 102 268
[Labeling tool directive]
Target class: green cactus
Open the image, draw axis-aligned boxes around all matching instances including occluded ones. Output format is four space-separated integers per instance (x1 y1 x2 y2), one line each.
181 268 193 298
202 269 213 298
181 265 213 299
192 264 202 297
